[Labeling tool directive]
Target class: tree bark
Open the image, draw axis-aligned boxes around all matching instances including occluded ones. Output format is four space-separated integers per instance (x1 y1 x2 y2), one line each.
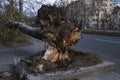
8 21 47 41
19 0 23 15
42 45 69 62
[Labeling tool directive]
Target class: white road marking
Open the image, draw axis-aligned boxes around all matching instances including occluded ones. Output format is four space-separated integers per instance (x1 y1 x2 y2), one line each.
96 39 120 44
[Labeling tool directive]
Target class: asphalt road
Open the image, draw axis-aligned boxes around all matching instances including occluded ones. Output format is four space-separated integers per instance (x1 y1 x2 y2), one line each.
0 34 120 73
75 34 120 60
75 34 120 73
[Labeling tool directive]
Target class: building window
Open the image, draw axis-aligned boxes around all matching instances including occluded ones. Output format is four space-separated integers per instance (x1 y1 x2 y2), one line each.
103 9 107 12
103 3 107 6
109 3 113 6
92 19 97 21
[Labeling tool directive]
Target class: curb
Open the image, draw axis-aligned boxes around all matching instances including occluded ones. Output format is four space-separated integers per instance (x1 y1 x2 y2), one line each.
0 64 11 72
15 61 116 80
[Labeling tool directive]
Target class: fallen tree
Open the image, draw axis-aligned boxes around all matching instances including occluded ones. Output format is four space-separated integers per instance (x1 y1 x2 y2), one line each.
8 5 82 64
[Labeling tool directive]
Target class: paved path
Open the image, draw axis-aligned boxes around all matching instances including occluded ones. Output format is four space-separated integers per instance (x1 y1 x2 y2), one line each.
80 72 120 80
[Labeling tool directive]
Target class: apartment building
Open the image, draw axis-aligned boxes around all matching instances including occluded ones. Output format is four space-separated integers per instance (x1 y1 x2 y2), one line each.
89 0 114 29
67 0 114 30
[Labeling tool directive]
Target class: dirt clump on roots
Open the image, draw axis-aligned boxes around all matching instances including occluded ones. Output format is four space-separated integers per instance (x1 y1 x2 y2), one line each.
21 49 102 73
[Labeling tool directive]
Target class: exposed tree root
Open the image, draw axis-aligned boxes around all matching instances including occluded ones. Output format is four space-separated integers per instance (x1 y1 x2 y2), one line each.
42 46 69 62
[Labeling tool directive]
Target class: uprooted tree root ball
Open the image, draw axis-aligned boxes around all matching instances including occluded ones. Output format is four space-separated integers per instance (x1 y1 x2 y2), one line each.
21 49 102 73
36 5 82 62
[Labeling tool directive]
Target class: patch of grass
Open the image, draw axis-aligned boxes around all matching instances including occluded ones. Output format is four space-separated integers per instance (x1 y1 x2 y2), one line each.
0 27 32 46
69 48 103 66
84 52 103 65
69 48 103 63
83 29 120 36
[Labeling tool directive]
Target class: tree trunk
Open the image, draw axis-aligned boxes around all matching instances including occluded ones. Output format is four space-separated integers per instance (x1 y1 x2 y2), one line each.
9 0 15 19
8 21 70 62
10 0 15 8
8 21 46 40
19 0 23 15
43 45 69 62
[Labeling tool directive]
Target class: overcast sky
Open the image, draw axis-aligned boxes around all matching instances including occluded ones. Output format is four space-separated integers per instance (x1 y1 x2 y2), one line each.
23 0 57 16
24 0 56 4
23 0 119 16
115 0 120 2
23 0 74 16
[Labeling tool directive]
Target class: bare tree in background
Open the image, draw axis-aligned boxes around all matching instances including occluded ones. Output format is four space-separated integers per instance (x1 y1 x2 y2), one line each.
19 0 23 15
54 0 69 7
91 0 103 30
112 6 120 31
67 0 92 29
6 0 15 19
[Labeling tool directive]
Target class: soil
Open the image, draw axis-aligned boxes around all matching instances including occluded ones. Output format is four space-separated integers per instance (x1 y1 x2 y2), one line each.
20 49 102 74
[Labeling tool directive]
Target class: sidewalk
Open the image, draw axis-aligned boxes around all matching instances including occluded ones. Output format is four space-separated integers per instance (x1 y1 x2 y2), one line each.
80 72 120 80
0 62 120 80
0 56 21 80
0 55 13 65
0 64 14 80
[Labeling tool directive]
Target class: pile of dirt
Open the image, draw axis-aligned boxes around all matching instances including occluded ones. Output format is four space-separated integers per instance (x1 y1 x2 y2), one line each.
21 49 102 73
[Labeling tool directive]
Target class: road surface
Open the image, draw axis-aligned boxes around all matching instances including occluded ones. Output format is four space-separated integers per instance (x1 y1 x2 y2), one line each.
0 34 120 73
75 34 120 73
